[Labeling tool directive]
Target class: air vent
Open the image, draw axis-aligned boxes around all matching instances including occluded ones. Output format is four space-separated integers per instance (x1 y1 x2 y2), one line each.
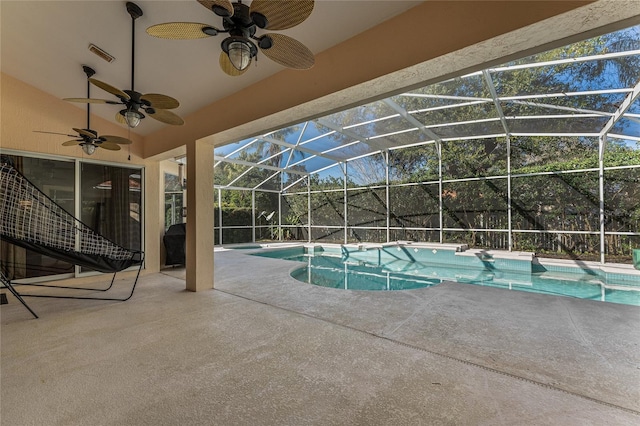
88 44 115 63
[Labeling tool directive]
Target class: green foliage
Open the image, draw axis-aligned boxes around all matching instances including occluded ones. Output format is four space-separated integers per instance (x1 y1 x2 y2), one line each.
215 28 640 259
213 205 252 227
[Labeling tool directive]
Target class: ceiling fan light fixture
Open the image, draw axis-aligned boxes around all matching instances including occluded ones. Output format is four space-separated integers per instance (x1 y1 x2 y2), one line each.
124 110 143 128
227 40 252 71
82 144 97 155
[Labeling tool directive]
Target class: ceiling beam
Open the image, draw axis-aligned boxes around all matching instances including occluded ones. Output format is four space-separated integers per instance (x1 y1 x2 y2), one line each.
482 70 511 135
600 79 640 136
259 136 342 162
382 98 443 143
213 155 308 175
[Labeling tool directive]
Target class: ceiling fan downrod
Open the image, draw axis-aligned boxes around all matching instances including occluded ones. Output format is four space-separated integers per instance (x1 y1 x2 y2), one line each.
82 65 96 130
126 2 143 93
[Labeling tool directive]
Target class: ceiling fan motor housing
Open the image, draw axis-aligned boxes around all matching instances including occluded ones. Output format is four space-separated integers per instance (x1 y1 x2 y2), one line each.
122 90 149 116
223 2 254 32
213 0 265 27
220 2 261 59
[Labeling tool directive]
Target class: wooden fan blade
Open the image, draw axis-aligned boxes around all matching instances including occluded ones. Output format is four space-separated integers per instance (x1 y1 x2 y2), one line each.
72 128 96 138
97 142 121 151
250 0 314 30
63 97 122 105
34 130 77 137
141 93 180 109
148 109 185 126
198 0 234 17
219 51 249 76
146 22 215 39
89 78 130 100
115 112 127 125
62 140 83 146
260 33 314 70
100 135 132 145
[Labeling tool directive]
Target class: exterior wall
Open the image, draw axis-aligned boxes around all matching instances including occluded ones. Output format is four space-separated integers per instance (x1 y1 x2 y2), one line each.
0 73 162 281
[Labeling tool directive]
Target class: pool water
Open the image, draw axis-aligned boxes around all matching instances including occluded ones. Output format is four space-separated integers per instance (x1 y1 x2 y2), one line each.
291 255 441 291
252 246 640 306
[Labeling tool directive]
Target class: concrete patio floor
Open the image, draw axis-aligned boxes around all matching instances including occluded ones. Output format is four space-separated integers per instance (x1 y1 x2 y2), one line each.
2 249 639 425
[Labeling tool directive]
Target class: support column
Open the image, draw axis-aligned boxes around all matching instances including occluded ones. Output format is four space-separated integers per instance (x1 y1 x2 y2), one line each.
252 190 256 242
186 140 214 291
599 135 606 264
506 135 512 252
385 151 390 243
307 176 311 243
218 188 223 245
437 141 443 243
343 162 348 244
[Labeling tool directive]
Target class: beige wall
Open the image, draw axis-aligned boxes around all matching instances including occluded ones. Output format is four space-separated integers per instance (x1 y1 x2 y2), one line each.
0 73 161 279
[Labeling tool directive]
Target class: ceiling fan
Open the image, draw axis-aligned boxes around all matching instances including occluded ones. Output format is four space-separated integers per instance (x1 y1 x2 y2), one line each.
64 2 184 128
35 65 132 155
146 0 315 76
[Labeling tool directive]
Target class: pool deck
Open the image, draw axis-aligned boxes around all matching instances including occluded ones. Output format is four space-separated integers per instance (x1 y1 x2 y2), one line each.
1 247 639 425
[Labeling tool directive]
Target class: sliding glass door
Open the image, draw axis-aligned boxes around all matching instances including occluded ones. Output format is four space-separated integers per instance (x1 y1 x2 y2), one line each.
0 155 75 280
0 154 143 281
79 163 142 273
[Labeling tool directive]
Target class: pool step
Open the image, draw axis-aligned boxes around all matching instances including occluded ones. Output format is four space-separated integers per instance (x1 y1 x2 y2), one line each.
455 249 534 272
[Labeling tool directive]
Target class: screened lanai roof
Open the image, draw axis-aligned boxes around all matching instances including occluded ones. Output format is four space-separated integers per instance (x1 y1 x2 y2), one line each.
213 25 640 192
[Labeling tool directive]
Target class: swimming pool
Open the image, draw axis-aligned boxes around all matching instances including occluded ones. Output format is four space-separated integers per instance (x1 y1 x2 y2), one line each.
252 244 640 306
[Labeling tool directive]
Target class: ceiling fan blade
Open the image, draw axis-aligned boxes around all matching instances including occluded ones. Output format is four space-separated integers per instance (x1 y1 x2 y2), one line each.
72 128 96 138
62 140 83 146
260 33 314 70
63 97 122 105
34 130 77 137
89 78 130 100
100 135 133 145
141 93 180 109
97 142 122 151
198 0 234 17
146 22 216 39
250 0 314 30
147 109 185 126
115 112 127 125
219 51 250 76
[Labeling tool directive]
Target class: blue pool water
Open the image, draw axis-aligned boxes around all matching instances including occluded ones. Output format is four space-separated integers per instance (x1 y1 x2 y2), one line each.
252 246 640 306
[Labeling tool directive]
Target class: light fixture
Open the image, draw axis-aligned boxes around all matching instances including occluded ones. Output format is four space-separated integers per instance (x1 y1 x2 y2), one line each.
228 40 251 71
124 109 142 128
221 36 257 72
82 144 97 155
